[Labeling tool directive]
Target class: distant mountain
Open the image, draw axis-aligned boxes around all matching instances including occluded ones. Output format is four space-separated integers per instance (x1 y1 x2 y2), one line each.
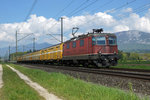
24 42 52 51
115 30 150 53
0 42 52 57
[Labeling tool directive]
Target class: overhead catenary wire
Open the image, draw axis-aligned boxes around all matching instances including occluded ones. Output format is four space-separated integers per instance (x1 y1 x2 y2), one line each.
47 0 89 35
90 0 115 13
46 33 61 42
24 0 38 21
16 0 38 32
14 0 37 56
45 0 89 42
67 0 90 16
46 0 98 42
106 0 136 13
45 0 87 38
69 0 99 16
133 3 150 14
53 0 75 18
116 3 150 19
42 19 61 43
64 0 137 36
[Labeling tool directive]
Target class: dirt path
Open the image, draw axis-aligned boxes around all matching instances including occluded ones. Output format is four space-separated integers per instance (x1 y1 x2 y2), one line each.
6 65 62 100
0 64 3 88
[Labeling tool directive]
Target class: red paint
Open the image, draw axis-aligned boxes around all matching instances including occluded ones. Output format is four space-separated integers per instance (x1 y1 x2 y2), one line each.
63 34 118 57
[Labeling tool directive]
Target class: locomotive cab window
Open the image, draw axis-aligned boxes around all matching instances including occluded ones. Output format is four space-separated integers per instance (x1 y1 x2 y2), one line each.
80 40 84 46
72 41 76 48
67 43 70 49
92 37 96 45
92 36 106 45
96 36 106 45
108 37 117 45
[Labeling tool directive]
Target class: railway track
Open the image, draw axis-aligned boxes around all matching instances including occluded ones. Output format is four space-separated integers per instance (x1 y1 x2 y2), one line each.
20 64 150 81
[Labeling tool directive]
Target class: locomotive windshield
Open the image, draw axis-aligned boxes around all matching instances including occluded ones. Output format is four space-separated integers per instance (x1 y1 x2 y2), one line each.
108 37 117 45
92 36 106 45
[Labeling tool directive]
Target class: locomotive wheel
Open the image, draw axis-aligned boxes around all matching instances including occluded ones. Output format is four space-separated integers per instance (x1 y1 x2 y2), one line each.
84 63 89 67
93 61 102 67
102 59 110 68
96 63 102 67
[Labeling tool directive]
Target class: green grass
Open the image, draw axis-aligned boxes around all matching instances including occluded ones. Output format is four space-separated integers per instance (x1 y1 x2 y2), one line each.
118 61 150 64
0 64 44 100
114 64 150 70
9 64 146 100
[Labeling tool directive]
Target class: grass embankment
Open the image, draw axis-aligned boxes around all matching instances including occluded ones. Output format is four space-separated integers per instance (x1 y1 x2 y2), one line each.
115 64 150 70
0 64 44 100
114 60 150 70
10 64 144 100
119 61 150 64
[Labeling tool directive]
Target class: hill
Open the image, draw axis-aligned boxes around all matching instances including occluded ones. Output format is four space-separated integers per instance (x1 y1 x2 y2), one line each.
115 30 150 53
0 42 52 57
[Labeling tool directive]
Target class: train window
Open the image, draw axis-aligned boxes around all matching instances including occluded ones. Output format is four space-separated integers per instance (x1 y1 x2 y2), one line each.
108 37 117 45
80 40 84 46
97 36 106 45
92 37 96 45
72 41 76 48
67 43 70 49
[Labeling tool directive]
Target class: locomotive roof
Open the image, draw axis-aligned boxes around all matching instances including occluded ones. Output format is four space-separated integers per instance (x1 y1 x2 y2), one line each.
65 32 116 43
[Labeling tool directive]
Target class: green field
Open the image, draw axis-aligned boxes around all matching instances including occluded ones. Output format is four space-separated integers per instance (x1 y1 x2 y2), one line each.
114 64 150 70
6 64 147 100
0 64 44 100
118 61 150 64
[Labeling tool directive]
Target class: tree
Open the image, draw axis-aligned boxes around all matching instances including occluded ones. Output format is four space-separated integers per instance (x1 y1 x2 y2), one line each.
129 53 140 62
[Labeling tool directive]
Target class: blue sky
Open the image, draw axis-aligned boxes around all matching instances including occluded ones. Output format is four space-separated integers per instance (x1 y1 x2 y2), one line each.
0 0 150 50
0 0 149 23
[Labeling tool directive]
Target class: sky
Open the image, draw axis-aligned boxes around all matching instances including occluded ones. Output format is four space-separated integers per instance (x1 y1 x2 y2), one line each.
0 0 150 49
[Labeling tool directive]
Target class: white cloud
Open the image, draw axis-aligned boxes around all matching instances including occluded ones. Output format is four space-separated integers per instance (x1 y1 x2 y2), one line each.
104 8 116 13
114 25 129 32
122 8 133 13
0 9 150 47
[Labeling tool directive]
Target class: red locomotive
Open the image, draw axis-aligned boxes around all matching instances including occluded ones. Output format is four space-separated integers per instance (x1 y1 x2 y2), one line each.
17 29 119 68
62 29 119 67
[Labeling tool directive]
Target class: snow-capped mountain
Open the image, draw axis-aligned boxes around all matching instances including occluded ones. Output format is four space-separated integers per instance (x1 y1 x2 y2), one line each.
115 30 150 52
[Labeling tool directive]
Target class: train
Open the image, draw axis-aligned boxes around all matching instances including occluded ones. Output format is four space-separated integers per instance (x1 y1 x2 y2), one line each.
17 29 119 67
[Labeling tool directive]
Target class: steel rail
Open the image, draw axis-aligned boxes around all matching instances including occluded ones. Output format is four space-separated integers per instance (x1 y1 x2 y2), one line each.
20 64 150 81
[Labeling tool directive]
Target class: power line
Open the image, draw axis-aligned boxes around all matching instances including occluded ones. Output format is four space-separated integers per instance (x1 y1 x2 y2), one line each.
16 0 37 32
106 0 136 13
69 0 99 16
90 0 115 13
46 0 96 42
67 0 90 16
46 0 86 34
24 0 38 21
44 0 76 42
45 0 89 40
133 3 150 14
117 3 150 19
64 0 137 36
46 33 61 42
53 0 75 18
15 0 37 56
